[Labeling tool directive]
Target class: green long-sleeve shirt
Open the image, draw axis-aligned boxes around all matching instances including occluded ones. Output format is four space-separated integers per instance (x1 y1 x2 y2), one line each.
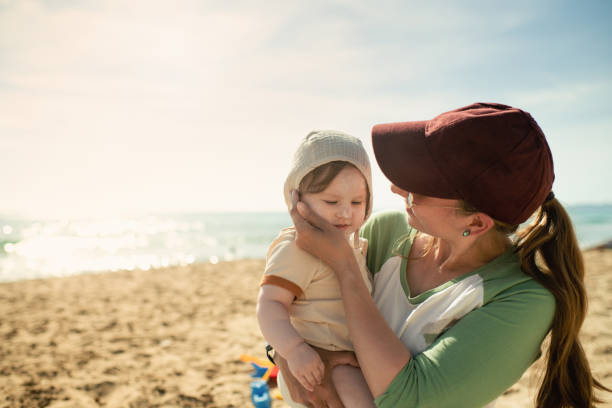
361 211 555 408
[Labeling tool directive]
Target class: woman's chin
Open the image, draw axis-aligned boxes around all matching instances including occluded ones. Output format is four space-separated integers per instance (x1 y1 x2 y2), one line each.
405 215 423 232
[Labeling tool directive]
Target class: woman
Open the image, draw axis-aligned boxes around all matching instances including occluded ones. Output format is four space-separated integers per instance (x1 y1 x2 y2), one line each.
275 103 609 407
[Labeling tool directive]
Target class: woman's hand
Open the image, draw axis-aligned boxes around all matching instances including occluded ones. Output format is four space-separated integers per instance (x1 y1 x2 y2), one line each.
289 191 356 275
276 345 359 408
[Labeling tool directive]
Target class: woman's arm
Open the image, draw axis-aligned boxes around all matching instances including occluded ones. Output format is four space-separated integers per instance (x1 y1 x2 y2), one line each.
290 198 556 407
290 200 411 397
373 285 555 407
256 285 324 390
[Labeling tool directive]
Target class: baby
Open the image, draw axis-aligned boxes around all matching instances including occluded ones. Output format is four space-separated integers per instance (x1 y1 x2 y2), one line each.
257 130 375 408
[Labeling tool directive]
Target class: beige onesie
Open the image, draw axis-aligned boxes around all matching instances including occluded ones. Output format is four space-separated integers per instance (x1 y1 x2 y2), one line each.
261 227 372 351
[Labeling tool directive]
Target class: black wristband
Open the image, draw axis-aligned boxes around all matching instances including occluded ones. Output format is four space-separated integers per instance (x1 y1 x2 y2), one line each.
265 343 276 365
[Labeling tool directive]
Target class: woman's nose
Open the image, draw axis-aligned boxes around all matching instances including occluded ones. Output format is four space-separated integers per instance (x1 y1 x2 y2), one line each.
390 183 408 196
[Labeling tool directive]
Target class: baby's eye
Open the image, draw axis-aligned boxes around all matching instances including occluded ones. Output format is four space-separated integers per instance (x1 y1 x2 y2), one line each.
324 200 338 205
352 201 362 205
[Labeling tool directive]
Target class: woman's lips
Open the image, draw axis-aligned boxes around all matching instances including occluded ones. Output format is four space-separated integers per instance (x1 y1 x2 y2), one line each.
334 224 350 230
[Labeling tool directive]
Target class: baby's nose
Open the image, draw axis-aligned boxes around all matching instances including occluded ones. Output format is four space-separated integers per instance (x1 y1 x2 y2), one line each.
337 203 351 218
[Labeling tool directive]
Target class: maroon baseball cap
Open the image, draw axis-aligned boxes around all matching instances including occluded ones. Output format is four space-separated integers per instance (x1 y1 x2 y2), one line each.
372 102 555 225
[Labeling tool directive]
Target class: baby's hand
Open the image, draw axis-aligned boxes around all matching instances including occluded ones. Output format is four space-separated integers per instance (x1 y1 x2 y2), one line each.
286 342 324 391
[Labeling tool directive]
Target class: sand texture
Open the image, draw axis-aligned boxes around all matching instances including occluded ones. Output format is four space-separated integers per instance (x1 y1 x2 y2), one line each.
1 251 611 407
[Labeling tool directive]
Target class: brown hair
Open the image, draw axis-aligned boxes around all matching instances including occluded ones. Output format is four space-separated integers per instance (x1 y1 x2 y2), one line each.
298 161 370 216
463 198 610 407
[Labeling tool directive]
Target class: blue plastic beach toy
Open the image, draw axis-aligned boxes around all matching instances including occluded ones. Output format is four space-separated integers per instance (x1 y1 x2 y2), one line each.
251 379 271 408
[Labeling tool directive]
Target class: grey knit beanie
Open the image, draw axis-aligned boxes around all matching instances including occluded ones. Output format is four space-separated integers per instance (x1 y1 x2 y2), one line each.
283 130 373 221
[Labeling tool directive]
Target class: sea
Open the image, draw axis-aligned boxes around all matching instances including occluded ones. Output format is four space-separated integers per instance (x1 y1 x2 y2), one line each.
1 206 611 282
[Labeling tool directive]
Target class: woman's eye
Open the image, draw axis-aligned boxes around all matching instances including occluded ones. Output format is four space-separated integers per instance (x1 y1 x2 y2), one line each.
324 200 337 205
352 201 362 205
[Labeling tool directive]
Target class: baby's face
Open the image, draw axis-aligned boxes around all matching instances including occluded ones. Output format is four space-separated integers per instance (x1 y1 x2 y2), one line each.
301 166 367 237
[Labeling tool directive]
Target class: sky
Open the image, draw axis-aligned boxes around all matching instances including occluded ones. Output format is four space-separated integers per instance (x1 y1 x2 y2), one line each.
1 0 611 218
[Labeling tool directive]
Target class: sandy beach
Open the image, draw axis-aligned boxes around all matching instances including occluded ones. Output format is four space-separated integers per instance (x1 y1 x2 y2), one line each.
1 251 610 408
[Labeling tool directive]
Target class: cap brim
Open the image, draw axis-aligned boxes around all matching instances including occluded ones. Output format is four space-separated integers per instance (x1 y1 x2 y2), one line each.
371 121 460 199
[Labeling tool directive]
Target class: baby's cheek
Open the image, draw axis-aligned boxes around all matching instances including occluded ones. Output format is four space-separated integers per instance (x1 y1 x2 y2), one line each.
310 205 333 224
358 206 367 222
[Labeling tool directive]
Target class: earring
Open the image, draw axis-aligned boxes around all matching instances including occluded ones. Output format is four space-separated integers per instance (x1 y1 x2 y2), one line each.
462 230 471 237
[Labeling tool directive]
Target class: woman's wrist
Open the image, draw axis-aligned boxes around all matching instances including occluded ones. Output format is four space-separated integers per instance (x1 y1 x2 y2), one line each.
334 253 361 282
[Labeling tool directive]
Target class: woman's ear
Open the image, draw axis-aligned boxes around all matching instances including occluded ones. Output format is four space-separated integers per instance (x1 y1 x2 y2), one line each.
466 212 496 237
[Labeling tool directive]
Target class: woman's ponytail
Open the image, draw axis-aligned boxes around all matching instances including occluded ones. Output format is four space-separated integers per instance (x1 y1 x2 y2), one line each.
515 198 610 407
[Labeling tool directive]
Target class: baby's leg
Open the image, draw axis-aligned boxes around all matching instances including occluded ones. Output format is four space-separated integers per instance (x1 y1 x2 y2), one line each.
331 365 376 408
277 371 309 408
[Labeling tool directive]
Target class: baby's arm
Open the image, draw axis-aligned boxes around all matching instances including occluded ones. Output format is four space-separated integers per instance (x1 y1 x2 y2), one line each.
256 284 324 391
